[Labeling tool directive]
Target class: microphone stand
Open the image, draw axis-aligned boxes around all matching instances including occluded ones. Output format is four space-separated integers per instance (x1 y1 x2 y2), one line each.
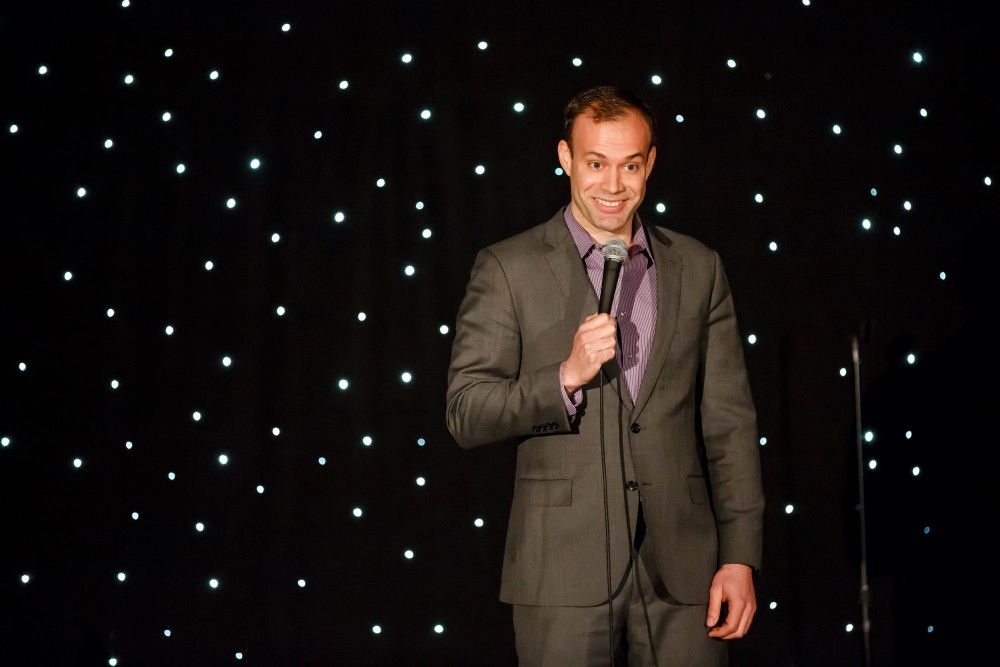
851 333 872 667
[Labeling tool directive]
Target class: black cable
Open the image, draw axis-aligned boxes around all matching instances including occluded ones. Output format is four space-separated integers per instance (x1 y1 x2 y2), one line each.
599 369 615 664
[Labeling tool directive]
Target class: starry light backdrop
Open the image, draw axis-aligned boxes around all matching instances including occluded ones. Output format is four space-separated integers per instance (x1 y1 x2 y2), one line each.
1 1 996 665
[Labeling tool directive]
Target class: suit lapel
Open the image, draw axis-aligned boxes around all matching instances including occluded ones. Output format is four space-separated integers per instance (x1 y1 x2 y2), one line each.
541 209 632 409
632 225 681 417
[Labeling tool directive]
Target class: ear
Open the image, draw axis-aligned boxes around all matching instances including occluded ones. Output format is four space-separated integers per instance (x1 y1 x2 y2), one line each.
557 140 572 173
645 146 657 180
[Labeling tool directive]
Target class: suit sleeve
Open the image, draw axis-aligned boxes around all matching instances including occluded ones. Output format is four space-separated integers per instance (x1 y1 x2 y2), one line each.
701 251 765 571
446 247 572 448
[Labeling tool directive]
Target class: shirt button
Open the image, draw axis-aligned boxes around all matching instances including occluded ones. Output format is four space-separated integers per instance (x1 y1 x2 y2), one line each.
630 423 641 433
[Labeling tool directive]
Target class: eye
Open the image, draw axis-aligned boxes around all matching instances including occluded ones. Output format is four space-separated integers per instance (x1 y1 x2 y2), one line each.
624 164 638 172
590 161 603 169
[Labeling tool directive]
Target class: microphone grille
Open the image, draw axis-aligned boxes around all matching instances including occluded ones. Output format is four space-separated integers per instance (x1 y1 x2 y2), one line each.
601 238 629 263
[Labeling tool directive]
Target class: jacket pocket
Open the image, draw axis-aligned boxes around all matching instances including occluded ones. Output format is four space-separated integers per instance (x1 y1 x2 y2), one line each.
518 477 573 506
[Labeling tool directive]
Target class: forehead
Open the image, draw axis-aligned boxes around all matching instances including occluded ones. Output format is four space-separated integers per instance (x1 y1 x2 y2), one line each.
572 109 651 155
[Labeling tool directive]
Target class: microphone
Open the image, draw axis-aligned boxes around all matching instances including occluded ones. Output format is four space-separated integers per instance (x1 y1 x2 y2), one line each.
598 238 629 315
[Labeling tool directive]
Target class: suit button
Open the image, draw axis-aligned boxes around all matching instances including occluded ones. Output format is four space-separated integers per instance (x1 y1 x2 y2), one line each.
630 423 641 433
627 481 639 491
532 425 540 432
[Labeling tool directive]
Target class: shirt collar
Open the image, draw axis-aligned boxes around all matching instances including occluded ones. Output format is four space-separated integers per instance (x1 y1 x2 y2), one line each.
563 206 653 264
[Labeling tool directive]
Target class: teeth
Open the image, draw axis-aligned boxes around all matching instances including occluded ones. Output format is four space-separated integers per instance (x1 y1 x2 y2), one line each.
595 198 623 207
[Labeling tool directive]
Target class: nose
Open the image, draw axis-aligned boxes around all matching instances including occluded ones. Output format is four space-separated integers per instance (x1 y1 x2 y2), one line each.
605 168 624 194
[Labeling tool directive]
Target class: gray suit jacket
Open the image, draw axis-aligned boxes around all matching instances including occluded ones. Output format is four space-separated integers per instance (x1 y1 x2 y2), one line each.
446 207 764 606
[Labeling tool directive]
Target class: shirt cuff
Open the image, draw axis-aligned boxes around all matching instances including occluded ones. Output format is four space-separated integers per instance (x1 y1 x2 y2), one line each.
559 363 582 416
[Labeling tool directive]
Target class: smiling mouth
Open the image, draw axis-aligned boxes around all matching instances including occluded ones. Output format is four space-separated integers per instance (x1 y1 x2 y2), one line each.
594 197 624 208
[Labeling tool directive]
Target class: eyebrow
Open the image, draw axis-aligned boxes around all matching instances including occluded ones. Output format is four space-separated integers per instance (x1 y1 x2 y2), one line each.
584 151 646 161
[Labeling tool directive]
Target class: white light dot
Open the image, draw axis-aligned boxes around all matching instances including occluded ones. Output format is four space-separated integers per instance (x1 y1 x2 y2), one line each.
250 158 261 169
125 440 133 450
893 226 902 236
21 574 30 584
554 167 564 176
404 549 414 559
297 579 306 588
314 130 323 139
18 362 26 371
417 438 426 446
474 518 485 527
272 427 281 436
110 379 119 389
333 211 346 223
477 41 488 50
754 193 764 203
768 241 779 252
376 178 386 188
404 265 416 276
192 411 202 421
372 625 383 634
415 201 425 210
362 436 373 447
726 59 737 68
168 472 176 480
864 430 874 443
317 457 326 465
226 198 236 209
769 601 778 610
756 109 766 119
984 176 992 186
204 260 213 270
416 476 426 486
338 378 350 390
276 305 286 316
281 23 291 32
271 232 280 243
421 228 432 239
357 312 367 321
513 102 525 112
352 507 363 518
919 108 928 117
176 163 186 174
939 271 947 281
195 522 205 532
209 578 219 589
906 353 916 365
651 74 662 85
64 271 73 281
162 111 171 122
73 458 83 468
209 70 219 80
832 124 842 135
893 144 903 155
117 572 127 582
759 437 768 446
401 371 413 383
218 454 229 465
107 308 115 318
912 466 921 476
77 187 87 198
903 200 913 211
257 485 265 493
1 437 9 447
674 114 684 123
861 218 872 230
339 80 349 90
121 0 129 6
401 53 413 63
784 504 794 514
475 165 486 175
571 57 582 67
222 356 232 367
868 459 878 470
434 624 445 634
439 325 450 335
846 623 855 633
124 74 134 85
131 512 139 521
420 109 432 120
104 138 114 149
235 653 243 660
747 334 757 345
9 124 18 134
655 202 666 213
912 51 923 64
164 49 173 57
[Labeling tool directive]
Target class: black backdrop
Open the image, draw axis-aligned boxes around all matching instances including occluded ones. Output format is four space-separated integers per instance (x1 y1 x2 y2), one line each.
1 1 996 665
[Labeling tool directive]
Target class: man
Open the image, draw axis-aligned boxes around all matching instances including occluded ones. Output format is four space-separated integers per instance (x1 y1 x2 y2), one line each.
446 85 764 666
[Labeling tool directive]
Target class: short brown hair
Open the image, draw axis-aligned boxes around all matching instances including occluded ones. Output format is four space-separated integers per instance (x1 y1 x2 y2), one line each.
563 85 657 154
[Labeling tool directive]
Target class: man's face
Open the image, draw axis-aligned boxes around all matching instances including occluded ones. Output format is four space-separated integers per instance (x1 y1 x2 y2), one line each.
557 109 656 244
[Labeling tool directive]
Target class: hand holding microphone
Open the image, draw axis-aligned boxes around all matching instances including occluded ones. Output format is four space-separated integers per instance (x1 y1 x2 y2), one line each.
562 238 629 394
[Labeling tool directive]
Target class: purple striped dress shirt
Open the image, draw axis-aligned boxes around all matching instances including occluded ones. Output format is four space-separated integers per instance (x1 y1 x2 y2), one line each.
562 206 658 408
